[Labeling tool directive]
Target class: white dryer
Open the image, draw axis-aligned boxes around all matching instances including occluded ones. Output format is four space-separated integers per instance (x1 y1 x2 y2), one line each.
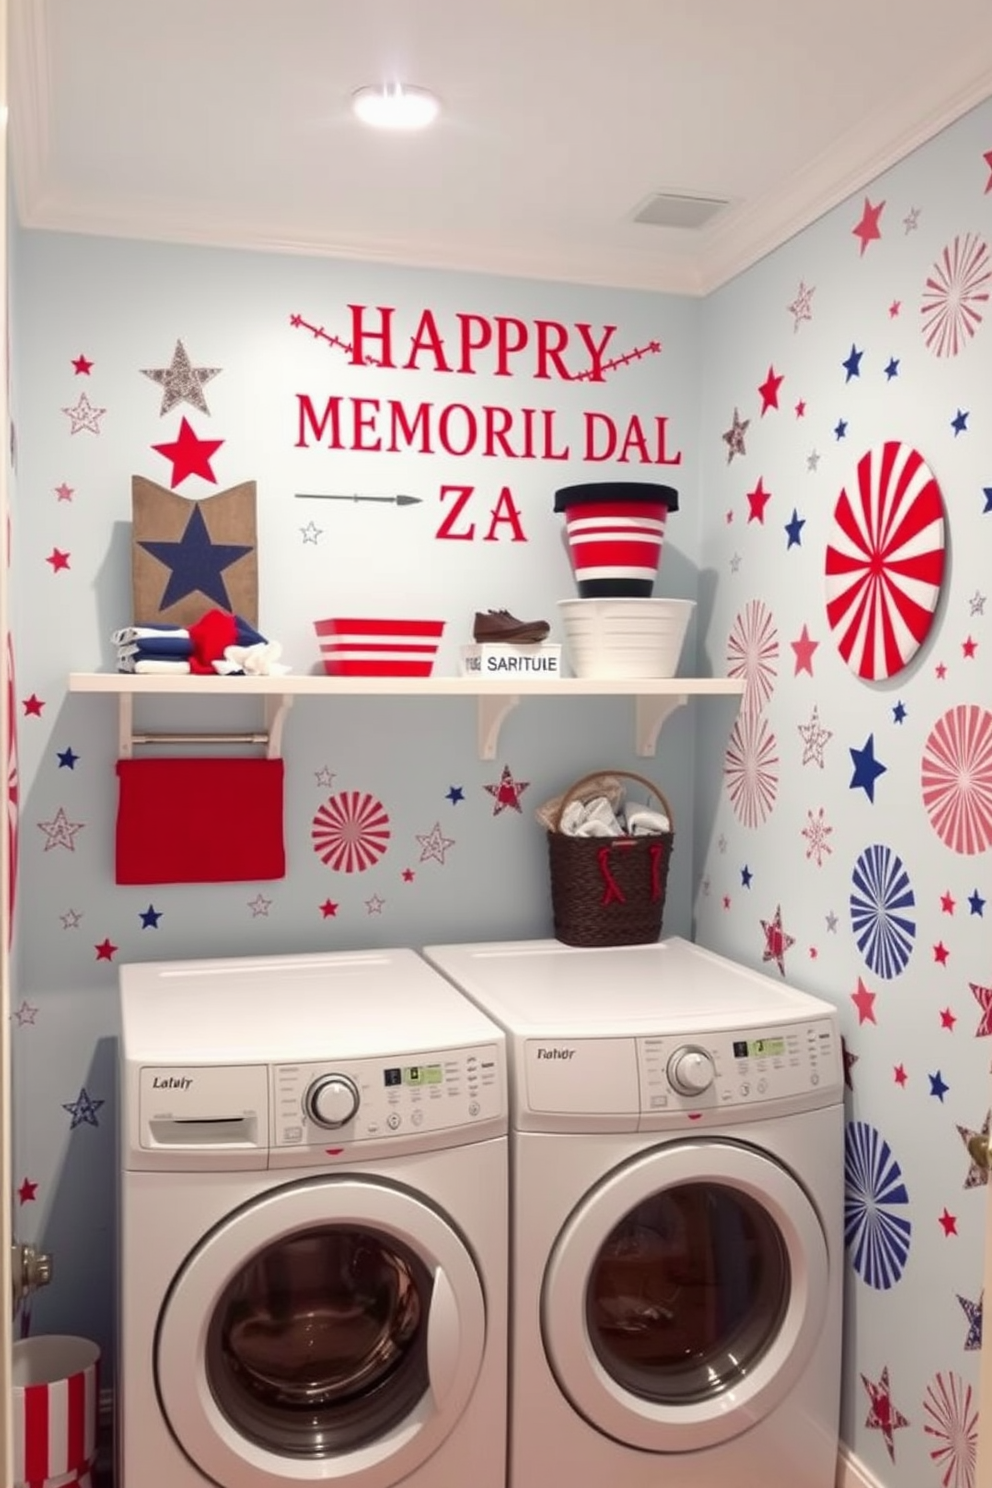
117 948 508 1488
422 936 843 1488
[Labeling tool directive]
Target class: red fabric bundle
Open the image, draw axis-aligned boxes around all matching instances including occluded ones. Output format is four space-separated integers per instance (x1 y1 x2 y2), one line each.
115 758 285 884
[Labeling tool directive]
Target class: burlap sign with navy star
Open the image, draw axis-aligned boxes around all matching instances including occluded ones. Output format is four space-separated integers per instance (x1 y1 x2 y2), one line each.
131 476 259 626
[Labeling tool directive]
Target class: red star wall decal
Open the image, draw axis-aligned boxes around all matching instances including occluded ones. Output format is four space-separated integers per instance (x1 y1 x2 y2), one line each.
894 1064 908 1086
790 624 819 675
746 477 772 523
970 982 992 1037
18 1177 38 1204
938 1208 958 1236
72 354 93 375
484 764 530 815
152 416 224 488
940 891 956 914
940 1007 957 1030
319 899 339 918
962 635 977 658
46 548 70 573
759 904 794 976
94 938 118 961
401 868 415 882
852 978 877 1025
852 196 885 254
861 1366 910 1461
757 365 783 413
22 694 45 717
933 941 950 965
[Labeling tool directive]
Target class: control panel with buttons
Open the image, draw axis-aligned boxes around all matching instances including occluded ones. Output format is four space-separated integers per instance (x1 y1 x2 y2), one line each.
271 1043 502 1148
637 1018 840 1112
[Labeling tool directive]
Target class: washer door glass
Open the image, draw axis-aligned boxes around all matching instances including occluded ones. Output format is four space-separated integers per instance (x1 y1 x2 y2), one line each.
586 1182 788 1404
206 1224 432 1456
541 1139 830 1453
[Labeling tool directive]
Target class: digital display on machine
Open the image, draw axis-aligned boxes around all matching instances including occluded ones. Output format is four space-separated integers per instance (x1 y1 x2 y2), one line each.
383 1065 443 1087
733 1037 786 1058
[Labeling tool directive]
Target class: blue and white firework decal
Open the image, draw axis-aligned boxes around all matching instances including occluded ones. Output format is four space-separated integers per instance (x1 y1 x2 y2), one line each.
845 1120 912 1289
849 843 916 979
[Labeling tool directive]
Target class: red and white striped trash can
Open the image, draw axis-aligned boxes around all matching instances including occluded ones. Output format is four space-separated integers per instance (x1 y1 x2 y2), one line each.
12 1335 100 1488
554 481 680 598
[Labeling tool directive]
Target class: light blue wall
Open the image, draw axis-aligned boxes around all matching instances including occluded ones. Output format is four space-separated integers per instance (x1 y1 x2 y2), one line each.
8 235 706 1367
695 98 992 1486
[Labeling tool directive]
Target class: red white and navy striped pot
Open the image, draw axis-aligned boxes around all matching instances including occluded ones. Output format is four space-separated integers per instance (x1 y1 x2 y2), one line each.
12 1336 100 1488
314 617 446 677
554 482 679 597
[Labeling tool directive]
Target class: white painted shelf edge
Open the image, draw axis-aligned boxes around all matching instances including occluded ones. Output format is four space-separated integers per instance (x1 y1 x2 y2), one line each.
67 673 746 760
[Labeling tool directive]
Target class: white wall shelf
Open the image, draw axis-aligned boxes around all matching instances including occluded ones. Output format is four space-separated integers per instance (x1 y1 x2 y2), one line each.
67 673 746 760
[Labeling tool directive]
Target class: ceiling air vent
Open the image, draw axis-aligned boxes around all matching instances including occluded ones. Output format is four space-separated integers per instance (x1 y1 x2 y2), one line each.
632 192 730 230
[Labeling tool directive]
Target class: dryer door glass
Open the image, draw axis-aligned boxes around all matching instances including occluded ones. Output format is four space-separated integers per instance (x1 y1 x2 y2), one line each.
204 1224 433 1455
585 1181 788 1403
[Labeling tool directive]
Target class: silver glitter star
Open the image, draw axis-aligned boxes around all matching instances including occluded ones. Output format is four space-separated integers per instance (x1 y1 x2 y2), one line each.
969 591 986 616
806 449 821 472
142 339 221 416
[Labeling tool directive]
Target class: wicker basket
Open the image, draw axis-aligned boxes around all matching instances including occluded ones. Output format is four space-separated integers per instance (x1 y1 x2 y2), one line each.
547 769 674 947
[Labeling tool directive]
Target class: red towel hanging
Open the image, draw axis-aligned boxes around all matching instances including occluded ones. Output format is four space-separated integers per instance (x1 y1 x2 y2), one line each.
115 758 285 884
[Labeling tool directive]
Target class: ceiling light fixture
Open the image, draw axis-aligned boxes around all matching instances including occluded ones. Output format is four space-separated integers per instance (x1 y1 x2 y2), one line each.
351 84 441 132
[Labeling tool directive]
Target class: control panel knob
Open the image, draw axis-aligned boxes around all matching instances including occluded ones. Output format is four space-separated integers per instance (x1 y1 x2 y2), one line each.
667 1046 716 1097
305 1074 360 1129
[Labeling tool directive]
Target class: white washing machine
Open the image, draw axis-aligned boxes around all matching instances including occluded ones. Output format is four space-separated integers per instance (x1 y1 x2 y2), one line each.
117 948 508 1488
422 936 843 1488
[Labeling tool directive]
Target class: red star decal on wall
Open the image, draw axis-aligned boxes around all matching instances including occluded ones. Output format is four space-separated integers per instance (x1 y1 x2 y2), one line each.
484 764 529 815
938 1208 958 1236
894 1064 908 1087
72 354 93 375
790 624 819 676
46 548 71 573
933 941 950 965
18 1177 38 1204
319 899 339 918
940 1007 957 1030
757 365 783 414
794 399 806 417
970 982 992 1037
401 868 415 882
851 978 877 1025
861 1366 910 1461
152 416 224 489
940 891 956 914
852 196 885 254
759 904 794 976
962 635 977 658
935 661 947 679
94 938 118 961
22 694 45 717
746 477 772 524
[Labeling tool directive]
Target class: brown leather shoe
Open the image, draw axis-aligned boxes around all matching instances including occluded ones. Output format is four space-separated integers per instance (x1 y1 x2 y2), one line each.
473 609 551 644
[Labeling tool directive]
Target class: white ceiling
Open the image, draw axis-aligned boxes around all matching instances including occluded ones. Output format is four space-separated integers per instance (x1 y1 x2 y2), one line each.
9 0 992 295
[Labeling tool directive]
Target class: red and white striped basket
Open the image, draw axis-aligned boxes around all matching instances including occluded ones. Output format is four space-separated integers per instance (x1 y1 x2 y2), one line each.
12 1336 100 1488
314 617 446 677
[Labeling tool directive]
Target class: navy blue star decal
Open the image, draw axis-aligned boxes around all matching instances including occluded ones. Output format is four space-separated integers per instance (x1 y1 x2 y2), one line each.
892 701 907 724
983 486 992 513
785 510 805 548
57 746 79 769
969 890 986 916
445 785 465 805
884 357 900 379
849 735 887 802
62 1086 105 1129
842 345 863 381
741 865 753 888
834 418 848 439
929 1070 949 1102
951 409 969 436
140 904 163 928
138 503 252 611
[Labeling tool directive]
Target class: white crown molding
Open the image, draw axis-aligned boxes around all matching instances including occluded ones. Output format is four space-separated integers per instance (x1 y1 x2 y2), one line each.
697 55 992 294
7 0 53 228
836 1443 888 1488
